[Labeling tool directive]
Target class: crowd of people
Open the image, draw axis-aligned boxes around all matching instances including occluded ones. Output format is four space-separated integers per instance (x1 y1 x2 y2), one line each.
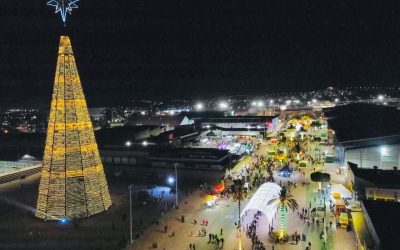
245 211 266 250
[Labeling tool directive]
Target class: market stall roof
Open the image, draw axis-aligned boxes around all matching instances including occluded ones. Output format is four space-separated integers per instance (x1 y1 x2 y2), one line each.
241 182 281 223
278 166 294 173
229 155 253 178
330 184 352 199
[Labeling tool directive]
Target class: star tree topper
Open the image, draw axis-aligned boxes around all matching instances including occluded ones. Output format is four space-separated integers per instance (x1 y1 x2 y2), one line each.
47 0 79 24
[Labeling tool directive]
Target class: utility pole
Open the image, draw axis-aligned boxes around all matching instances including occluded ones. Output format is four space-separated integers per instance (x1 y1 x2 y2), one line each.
128 184 133 244
174 163 178 207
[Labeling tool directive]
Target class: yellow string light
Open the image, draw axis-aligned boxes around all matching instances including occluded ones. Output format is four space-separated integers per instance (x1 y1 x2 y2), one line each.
36 36 112 220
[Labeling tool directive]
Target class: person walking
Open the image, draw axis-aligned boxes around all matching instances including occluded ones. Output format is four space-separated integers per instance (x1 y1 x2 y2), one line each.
220 228 223 235
189 243 192 250
164 225 168 233
193 243 196 250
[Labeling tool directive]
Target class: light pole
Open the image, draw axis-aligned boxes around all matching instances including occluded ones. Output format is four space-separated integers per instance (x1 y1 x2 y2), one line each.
128 184 133 244
174 163 179 207
231 179 245 250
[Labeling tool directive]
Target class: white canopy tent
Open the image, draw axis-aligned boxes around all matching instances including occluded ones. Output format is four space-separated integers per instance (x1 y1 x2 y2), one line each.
241 182 281 224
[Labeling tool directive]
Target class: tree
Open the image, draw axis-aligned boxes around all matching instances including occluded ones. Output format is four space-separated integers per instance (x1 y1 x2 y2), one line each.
267 186 299 238
311 120 321 128
294 142 301 153
310 171 331 190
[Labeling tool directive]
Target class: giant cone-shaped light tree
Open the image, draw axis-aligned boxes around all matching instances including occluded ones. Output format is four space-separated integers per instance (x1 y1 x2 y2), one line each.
36 36 112 220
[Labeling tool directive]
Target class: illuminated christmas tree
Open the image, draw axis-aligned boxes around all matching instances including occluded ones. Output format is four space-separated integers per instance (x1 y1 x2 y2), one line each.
36 36 112 220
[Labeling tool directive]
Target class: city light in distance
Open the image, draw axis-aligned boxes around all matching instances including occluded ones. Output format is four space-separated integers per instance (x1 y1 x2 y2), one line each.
195 102 204 111
125 141 132 147
142 140 148 147
257 101 264 107
219 101 228 110
334 98 339 102
378 95 384 101
269 100 274 104
312 99 317 103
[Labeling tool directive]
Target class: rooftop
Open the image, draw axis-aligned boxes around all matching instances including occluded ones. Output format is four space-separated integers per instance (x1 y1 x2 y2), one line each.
180 111 225 120
324 103 400 147
362 200 400 249
149 147 230 161
348 161 400 189
196 115 277 124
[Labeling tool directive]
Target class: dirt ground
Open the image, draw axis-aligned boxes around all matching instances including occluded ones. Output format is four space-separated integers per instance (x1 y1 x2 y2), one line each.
0 167 223 250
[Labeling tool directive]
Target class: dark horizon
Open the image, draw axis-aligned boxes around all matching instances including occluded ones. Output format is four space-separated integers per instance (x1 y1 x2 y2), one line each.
2 1 400 106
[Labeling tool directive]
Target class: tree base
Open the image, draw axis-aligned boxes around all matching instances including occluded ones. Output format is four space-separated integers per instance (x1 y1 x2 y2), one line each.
268 231 290 243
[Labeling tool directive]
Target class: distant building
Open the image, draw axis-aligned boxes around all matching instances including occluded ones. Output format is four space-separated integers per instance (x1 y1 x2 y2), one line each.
325 103 400 169
201 126 266 140
100 146 231 171
196 115 279 131
130 115 186 131
88 107 106 128
96 125 167 146
129 111 225 131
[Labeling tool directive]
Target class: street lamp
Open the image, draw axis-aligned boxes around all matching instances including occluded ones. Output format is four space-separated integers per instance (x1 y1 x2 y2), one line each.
142 140 148 147
173 163 179 207
231 179 245 250
128 184 134 244
167 176 175 185
125 141 132 147
380 146 388 156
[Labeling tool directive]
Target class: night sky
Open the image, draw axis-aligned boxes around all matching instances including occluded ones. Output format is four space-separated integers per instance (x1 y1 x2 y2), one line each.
1 1 400 106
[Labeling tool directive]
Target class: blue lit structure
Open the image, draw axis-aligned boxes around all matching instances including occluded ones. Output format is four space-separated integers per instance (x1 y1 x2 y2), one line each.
47 0 79 24
277 166 293 178
58 218 68 225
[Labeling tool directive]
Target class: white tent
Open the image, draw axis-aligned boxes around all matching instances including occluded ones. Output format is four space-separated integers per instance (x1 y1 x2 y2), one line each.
241 182 281 224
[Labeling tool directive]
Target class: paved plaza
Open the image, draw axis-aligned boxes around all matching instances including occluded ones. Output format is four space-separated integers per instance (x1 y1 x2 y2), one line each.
130 148 356 250
130 117 357 250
